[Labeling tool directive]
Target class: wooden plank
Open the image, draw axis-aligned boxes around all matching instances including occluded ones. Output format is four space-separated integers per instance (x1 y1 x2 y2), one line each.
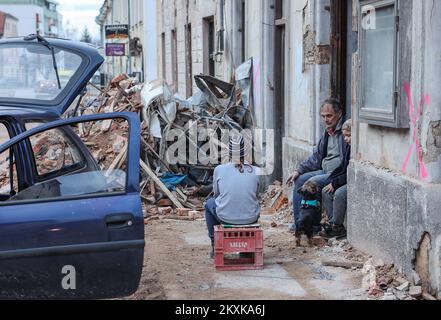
269 190 283 208
321 259 364 269
150 179 156 196
106 144 128 176
140 136 173 172
175 187 188 202
140 159 184 209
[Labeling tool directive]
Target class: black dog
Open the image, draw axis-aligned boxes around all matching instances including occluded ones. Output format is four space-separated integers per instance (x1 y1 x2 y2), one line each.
295 181 321 247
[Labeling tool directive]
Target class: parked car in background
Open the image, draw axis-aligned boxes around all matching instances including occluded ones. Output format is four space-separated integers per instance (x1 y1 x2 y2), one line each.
35 79 59 95
0 35 144 299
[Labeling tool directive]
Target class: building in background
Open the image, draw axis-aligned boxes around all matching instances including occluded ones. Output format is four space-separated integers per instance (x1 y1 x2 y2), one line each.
43 0 61 37
158 0 235 96
96 0 157 84
0 10 18 38
0 0 62 37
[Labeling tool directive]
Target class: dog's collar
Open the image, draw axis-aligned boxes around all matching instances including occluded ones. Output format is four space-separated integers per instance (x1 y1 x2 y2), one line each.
301 200 319 208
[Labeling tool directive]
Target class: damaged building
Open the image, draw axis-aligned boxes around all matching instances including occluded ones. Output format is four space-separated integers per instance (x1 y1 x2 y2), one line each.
156 0 441 298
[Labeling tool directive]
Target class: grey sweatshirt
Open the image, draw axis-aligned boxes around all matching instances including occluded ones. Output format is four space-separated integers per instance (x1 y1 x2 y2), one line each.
213 163 260 225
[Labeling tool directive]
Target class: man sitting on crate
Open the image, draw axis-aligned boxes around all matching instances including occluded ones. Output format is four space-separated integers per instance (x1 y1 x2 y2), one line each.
204 134 261 259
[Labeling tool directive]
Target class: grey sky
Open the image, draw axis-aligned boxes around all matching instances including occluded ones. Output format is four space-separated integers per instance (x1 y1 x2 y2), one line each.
57 0 102 40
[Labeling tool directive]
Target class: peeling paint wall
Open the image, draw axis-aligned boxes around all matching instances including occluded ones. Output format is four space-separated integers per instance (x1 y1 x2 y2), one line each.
415 233 431 294
283 0 332 187
355 0 441 184
350 0 441 296
358 124 411 174
303 27 331 66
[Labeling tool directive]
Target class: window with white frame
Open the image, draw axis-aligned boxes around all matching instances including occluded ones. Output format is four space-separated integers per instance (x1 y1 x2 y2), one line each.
358 0 410 128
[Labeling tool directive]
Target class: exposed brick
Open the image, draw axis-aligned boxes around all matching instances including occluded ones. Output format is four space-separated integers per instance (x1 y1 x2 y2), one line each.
158 207 173 215
176 208 191 216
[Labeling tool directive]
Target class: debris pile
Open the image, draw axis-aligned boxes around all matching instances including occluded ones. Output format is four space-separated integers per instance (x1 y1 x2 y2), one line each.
318 238 367 264
316 237 438 300
261 182 292 224
139 62 255 218
359 258 436 300
0 156 11 192
75 60 256 220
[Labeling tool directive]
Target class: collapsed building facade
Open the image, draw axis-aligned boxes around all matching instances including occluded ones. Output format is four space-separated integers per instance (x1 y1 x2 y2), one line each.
156 0 441 298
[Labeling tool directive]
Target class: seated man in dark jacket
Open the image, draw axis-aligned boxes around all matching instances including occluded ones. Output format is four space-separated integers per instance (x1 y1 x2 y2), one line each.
287 98 347 233
320 119 352 239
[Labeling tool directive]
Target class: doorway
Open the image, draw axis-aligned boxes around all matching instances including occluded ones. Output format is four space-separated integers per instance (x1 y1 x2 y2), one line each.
203 16 215 76
274 0 286 181
331 0 358 118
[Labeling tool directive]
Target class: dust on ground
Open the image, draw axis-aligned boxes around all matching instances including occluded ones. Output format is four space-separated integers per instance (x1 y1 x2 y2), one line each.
127 214 369 300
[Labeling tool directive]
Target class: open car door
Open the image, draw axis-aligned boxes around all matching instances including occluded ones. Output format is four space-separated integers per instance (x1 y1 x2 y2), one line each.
0 112 144 299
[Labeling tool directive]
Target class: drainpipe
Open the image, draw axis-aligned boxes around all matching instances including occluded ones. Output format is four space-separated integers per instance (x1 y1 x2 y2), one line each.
127 0 132 75
219 0 225 53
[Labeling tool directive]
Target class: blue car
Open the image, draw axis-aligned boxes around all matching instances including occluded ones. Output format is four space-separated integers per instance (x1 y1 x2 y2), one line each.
0 35 144 299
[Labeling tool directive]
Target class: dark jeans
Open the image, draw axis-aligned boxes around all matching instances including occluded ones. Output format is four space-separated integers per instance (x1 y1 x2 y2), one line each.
205 198 224 243
292 171 330 230
205 198 259 243
322 185 347 226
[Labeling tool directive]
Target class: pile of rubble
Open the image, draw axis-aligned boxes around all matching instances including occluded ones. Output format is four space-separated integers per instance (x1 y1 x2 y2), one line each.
361 258 438 300
261 182 292 225
74 60 256 221
319 238 438 300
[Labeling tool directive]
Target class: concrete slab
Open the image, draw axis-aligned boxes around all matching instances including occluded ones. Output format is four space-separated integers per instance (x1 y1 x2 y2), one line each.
214 264 307 297
183 233 208 246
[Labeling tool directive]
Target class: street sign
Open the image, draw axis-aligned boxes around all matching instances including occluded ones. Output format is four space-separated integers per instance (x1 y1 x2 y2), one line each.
105 25 129 39
106 43 126 56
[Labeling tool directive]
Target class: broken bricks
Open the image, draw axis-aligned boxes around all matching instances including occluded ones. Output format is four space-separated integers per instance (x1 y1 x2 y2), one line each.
312 236 328 248
158 207 174 215
408 286 422 298
176 208 191 217
188 211 198 220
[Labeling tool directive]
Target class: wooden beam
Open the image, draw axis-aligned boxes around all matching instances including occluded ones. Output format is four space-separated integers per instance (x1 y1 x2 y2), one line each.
140 159 184 209
140 136 173 172
321 259 364 269
106 144 128 176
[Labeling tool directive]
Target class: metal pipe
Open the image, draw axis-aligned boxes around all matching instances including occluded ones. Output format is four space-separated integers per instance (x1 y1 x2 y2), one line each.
127 0 132 75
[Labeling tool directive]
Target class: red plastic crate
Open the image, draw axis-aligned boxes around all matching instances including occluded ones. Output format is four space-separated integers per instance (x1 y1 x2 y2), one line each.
214 225 264 271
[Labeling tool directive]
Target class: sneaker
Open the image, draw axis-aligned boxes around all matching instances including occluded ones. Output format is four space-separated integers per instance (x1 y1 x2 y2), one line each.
320 225 347 239
322 223 333 232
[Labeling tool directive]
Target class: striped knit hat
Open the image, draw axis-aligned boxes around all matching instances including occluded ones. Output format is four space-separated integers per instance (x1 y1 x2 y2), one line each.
228 132 252 159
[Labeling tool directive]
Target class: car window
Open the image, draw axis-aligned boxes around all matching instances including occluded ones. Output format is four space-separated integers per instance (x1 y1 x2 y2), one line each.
0 144 18 197
0 43 83 101
0 123 17 196
29 127 84 177
0 122 8 145
0 118 129 204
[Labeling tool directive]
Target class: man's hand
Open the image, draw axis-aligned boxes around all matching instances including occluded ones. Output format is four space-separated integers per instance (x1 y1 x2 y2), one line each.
286 171 300 187
323 184 335 194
